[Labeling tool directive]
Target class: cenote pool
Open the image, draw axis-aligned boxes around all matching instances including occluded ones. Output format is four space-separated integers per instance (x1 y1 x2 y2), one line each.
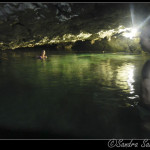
0 50 150 139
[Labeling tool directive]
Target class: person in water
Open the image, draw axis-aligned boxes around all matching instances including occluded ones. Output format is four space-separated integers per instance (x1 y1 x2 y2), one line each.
137 60 150 132
40 50 47 59
140 60 150 106
136 21 150 132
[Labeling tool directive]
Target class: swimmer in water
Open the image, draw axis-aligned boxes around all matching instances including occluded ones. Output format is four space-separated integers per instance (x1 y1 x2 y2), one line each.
137 21 150 133
141 60 150 107
138 60 150 132
40 50 47 59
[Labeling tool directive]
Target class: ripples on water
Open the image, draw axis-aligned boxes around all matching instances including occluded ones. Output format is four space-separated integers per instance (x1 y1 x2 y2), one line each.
0 51 150 138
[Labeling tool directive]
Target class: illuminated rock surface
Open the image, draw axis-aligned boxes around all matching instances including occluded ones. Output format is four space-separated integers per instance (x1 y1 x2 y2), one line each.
0 3 149 52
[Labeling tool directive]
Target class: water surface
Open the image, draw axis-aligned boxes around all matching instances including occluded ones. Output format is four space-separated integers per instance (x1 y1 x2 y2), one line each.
0 51 149 139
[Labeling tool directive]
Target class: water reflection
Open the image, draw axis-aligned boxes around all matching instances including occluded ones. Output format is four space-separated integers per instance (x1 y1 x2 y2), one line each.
1 53 140 103
45 54 137 96
0 52 148 138
116 64 135 94
127 65 135 94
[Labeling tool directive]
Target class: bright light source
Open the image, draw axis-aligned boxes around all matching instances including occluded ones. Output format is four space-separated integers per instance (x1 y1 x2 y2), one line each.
123 28 137 39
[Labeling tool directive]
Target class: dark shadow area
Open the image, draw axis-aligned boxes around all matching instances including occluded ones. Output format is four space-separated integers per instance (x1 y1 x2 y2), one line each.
115 107 142 139
0 127 82 139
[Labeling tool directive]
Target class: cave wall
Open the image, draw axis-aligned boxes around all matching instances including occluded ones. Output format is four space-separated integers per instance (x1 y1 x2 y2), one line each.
0 3 149 52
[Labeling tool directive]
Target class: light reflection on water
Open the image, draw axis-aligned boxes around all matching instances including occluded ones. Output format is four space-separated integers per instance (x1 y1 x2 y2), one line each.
0 52 150 138
116 64 135 93
45 54 139 102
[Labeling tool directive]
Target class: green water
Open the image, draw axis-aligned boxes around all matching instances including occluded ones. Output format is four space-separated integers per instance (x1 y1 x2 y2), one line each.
0 51 149 139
